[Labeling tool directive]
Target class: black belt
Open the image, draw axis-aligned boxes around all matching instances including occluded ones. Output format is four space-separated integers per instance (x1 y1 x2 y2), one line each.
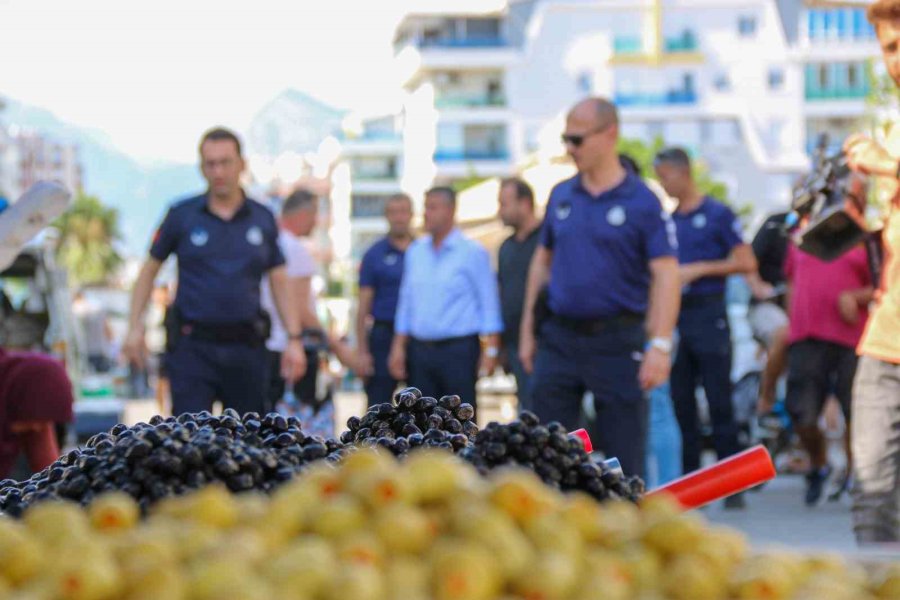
181 320 262 345
680 293 726 309
372 320 395 328
549 312 644 335
410 334 479 347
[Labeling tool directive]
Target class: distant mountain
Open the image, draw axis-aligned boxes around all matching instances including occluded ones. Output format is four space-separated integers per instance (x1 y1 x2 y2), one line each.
1 97 204 256
246 89 346 157
1 88 346 256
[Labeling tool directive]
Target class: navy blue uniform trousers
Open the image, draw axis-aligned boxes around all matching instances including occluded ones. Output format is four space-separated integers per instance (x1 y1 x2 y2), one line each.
670 296 740 474
365 322 399 407
531 320 648 478
167 336 268 416
407 335 480 409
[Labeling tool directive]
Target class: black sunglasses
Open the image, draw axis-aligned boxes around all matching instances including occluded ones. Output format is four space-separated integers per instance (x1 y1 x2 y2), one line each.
561 123 612 147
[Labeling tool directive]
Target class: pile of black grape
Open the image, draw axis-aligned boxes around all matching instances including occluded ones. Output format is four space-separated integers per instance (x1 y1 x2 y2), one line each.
0 410 345 517
460 411 645 503
340 387 479 455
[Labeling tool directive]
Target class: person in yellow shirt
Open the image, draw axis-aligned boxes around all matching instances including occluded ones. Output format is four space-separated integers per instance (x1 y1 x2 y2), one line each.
843 0 900 545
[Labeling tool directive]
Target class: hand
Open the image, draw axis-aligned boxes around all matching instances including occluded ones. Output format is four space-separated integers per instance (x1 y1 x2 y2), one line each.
388 344 407 381
479 353 498 377
356 350 375 379
749 279 775 301
679 263 705 286
122 327 147 369
519 329 537 375
280 340 307 385
844 134 896 177
837 291 861 325
638 347 670 391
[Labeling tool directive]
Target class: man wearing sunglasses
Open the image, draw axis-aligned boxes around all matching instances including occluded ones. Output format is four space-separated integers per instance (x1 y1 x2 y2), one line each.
518 97 681 478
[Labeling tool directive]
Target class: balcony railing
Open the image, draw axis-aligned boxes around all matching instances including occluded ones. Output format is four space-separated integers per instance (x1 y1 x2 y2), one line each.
418 36 507 49
338 130 402 142
614 89 698 107
434 94 506 108
434 149 510 161
352 170 398 181
613 36 642 55
804 86 869 100
665 35 698 53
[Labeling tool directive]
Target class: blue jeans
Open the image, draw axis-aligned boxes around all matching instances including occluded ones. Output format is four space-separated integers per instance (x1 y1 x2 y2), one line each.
645 381 683 488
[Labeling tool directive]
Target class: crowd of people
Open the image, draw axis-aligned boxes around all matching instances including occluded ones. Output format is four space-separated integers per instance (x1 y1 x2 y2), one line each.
109 0 900 547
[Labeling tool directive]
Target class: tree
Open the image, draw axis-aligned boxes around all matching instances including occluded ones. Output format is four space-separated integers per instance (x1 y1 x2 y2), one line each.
54 194 123 286
616 135 746 216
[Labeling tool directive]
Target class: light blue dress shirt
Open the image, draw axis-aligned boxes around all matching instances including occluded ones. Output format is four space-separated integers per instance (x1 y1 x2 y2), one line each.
395 228 503 340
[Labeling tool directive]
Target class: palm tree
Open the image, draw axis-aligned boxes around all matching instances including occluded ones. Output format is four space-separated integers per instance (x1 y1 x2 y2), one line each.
54 194 122 286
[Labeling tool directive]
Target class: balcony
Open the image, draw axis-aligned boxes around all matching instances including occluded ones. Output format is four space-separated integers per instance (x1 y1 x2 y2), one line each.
433 149 510 161
613 36 642 55
805 86 868 100
614 89 698 107
419 36 507 49
434 93 506 109
665 32 698 53
807 8 877 43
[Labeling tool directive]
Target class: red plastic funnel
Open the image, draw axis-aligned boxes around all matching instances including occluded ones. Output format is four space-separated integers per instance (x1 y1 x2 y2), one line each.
569 428 593 453
647 445 775 510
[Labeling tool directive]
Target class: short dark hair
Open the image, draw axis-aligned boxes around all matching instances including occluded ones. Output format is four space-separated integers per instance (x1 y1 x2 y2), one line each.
385 193 413 211
654 147 692 170
282 189 317 215
500 177 535 209
426 186 456 208
618 154 642 177
869 0 900 23
199 127 242 156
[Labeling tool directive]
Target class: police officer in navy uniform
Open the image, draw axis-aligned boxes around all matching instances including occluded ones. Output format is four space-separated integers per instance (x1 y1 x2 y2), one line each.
654 147 757 502
519 98 681 478
355 193 414 407
123 128 306 416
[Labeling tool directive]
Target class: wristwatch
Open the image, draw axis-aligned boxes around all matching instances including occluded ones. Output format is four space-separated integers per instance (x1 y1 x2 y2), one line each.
649 337 673 354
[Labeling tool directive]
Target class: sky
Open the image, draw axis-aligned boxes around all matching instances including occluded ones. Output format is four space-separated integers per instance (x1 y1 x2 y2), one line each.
0 0 499 164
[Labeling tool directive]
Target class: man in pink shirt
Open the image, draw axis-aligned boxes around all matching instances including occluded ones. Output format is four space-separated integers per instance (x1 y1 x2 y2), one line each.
784 243 873 505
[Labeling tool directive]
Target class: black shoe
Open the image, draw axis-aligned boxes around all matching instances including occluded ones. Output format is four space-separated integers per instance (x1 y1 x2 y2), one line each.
723 492 746 510
827 470 851 502
805 466 832 506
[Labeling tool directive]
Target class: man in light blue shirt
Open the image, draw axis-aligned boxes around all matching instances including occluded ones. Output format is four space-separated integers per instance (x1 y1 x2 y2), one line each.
388 186 503 409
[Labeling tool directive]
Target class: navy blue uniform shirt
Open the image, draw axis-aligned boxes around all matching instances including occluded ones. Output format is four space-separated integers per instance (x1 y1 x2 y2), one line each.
672 196 744 297
541 173 678 319
150 194 285 324
359 237 407 322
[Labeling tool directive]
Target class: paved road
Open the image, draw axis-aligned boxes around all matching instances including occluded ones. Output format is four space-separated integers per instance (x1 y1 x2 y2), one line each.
704 473 856 552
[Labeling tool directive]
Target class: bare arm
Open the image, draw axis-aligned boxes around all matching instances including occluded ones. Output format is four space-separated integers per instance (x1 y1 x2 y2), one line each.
269 266 301 337
128 259 163 332
681 244 758 283
639 256 681 390
294 277 321 329
518 246 553 374
356 287 374 354
123 259 163 367
647 256 681 340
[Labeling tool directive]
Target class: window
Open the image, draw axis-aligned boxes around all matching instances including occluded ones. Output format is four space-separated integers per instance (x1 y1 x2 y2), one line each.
768 68 785 90
576 71 592 94
738 16 757 37
351 195 390 219
847 63 860 89
714 73 732 91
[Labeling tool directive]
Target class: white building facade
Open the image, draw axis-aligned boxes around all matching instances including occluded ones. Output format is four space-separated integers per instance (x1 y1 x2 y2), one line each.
391 0 880 219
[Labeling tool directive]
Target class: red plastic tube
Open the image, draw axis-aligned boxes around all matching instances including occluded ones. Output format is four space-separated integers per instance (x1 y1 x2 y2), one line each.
569 428 593 453
647 445 776 510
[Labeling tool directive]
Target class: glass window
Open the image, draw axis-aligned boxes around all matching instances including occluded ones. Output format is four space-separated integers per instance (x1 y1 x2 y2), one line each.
738 16 757 37
714 73 731 91
768 68 785 90
848 63 860 89
576 71 592 94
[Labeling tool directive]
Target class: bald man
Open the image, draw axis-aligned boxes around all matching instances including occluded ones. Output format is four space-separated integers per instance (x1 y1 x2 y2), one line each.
518 97 681 477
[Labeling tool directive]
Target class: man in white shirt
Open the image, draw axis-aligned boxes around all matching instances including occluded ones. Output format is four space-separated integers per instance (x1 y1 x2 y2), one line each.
261 189 319 411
